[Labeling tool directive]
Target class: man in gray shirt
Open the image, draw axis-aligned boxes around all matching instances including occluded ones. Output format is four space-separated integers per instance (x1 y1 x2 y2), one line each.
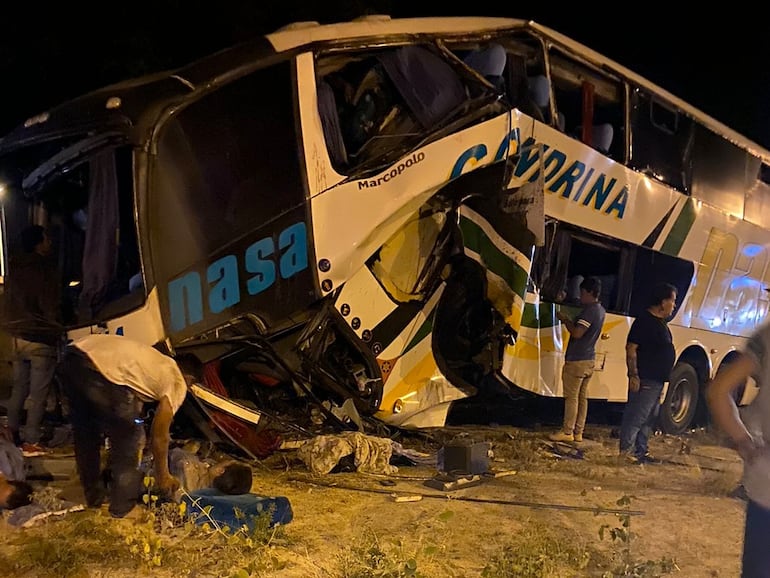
550 276 606 443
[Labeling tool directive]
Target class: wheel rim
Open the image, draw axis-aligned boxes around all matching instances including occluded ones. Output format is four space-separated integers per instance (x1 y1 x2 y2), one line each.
668 378 693 424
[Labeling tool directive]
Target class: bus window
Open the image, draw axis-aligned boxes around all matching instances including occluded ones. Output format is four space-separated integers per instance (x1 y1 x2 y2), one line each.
745 162 770 229
628 90 693 194
548 51 624 160
317 44 506 175
533 224 627 313
533 222 694 319
690 124 748 218
1 143 142 327
628 247 694 319
450 33 549 125
564 234 623 312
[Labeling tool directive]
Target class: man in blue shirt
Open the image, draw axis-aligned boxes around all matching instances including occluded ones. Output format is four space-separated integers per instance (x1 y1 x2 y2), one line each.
550 276 606 443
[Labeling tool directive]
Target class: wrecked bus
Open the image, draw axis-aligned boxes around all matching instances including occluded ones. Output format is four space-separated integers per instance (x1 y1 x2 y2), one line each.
0 16 766 457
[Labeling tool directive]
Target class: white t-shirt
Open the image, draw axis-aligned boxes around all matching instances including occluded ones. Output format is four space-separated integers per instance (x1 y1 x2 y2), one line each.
742 323 770 509
73 334 188 413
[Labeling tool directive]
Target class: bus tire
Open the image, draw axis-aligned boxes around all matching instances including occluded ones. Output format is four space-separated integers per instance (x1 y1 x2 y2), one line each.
658 362 699 435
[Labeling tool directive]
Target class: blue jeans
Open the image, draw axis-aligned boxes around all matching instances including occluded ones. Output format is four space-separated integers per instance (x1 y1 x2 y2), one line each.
619 379 664 458
743 499 770 578
7 337 58 444
57 348 145 517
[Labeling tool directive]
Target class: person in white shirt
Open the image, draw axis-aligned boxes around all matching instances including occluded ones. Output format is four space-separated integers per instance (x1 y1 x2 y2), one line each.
707 322 770 578
56 334 199 518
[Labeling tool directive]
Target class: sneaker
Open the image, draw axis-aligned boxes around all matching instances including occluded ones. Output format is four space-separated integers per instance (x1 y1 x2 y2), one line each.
573 433 583 443
548 431 574 442
638 453 661 464
20 442 51 457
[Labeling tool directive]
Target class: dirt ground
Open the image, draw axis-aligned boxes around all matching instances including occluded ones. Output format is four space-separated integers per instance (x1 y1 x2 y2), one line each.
0 424 747 577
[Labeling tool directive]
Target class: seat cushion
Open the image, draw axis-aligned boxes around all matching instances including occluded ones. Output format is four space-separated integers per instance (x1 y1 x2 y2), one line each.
183 488 293 530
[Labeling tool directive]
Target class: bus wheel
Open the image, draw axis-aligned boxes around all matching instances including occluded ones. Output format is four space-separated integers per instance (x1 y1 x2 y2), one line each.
658 362 699 435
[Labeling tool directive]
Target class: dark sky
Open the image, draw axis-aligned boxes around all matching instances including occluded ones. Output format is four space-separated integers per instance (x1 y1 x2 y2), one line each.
2 2 768 149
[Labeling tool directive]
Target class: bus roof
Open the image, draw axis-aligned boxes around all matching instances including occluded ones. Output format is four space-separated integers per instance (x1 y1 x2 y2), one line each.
527 21 770 165
1 15 768 164
264 15 526 51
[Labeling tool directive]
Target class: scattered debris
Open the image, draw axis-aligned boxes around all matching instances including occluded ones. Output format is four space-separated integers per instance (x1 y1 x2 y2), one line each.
288 475 645 516
484 469 517 479
440 439 490 475
296 432 397 475
392 494 423 503
278 440 306 450
424 473 483 491
540 440 585 460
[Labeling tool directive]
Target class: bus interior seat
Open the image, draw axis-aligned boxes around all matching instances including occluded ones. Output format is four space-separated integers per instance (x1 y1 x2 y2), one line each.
595 274 616 308
557 112 566 132
528 74 563 128
128 272 143 293
317 80 348 168
592 123 614 154
565 274 584 303
528 75 550 109
463 43 506 91
378 45 466 128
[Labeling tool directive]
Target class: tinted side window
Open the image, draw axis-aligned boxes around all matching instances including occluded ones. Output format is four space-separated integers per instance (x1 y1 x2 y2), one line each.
533 225 629 314
745 162 770 229
629 247 694 318
629 90 693 194
151 61 315 339
532 223 693 318
153 62 304 269
690 124 749 217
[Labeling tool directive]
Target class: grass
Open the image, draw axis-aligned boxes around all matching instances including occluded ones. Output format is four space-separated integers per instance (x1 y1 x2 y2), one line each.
0 425 736 577
481 521 596 577
0 491 292 578
336 511 455 578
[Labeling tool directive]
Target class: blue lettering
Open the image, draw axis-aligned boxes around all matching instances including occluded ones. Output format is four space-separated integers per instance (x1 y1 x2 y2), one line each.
168 272 203 331
279 222 308 278
548 161 586 198
605 186 629 218
450 145 488 179
166 221 310 332
207 255 240 314
573 167 595 203
494 128 520 162
513 137 543 178
452 135 633 221
245 238 276 295
542 149 567 182
582 174 617 210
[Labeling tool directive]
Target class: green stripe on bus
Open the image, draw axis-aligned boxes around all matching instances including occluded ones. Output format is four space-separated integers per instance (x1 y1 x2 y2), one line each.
520 302 558 328
660 198 696 256
403 310 434 354
459 217 529 294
